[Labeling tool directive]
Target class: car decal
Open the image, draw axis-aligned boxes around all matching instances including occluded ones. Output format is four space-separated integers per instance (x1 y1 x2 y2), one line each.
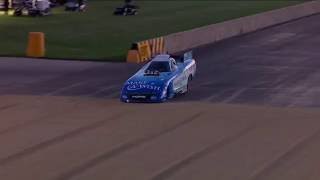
127 84 161 91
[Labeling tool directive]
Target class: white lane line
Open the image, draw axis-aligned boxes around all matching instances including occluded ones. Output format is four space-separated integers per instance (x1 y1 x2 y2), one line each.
202 86 258 102
287 87 315 108
44 82 86 96
223 87 248 103
260 32 297 46
202 90 227 102
267 33 296 43
85 85 119 97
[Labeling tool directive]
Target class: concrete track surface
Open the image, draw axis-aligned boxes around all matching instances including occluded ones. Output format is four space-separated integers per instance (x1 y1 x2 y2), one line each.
1 95 320 180
1 13 320 180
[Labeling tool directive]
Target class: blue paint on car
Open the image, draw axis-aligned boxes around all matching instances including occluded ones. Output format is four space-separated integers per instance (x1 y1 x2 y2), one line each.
120 52 196 103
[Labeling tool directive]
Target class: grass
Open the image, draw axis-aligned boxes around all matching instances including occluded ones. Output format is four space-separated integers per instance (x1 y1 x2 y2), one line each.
0 1 303 61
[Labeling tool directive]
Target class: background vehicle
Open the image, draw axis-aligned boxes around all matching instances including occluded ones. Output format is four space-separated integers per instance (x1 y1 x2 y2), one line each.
120 51 196 103
65 0 86 12
13 0 51 16
113 0 138 16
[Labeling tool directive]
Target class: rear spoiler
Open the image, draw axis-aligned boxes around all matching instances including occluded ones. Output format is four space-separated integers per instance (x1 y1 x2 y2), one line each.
183 51 193 61
173 51 193 63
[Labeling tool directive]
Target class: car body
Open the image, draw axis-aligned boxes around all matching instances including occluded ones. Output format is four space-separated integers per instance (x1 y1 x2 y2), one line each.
120 51 196 103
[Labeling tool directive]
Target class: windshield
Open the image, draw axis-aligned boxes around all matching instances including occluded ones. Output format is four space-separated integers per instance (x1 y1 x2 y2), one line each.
146 61 170 72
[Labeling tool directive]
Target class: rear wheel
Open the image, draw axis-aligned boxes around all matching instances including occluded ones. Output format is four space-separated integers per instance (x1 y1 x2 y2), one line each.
14 9 22 16
40 8 51 16
185 75 192 94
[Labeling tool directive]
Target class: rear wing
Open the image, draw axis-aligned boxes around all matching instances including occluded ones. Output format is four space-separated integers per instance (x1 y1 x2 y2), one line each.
183 51 193 61
173 51 193 63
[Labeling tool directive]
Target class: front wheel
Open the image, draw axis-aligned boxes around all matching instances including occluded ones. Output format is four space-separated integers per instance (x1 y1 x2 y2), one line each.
166 83 175 99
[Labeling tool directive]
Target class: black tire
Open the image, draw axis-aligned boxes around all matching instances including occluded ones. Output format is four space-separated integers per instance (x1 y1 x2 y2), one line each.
14 10 22 16
165 87 171 100
40 9 50 16
186 75 192 94
166 83 175 100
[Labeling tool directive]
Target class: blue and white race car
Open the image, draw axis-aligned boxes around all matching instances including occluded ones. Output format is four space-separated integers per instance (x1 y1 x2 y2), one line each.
120 51 196 103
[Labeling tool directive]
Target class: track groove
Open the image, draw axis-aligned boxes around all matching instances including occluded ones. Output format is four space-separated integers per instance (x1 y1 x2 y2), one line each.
0 104 19 112
0 101 115 136
0 113 124 166
0 114 53 136
249 127 320 180
149 124 257 180
55 112 203 180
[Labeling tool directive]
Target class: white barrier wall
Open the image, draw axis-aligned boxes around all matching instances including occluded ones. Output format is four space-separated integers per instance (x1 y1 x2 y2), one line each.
164 1 320 54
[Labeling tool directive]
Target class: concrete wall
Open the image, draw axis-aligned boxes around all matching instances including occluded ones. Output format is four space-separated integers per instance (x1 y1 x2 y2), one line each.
164 1 320 54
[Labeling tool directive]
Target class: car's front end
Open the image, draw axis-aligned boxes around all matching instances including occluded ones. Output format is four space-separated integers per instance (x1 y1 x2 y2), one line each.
120 80 168 103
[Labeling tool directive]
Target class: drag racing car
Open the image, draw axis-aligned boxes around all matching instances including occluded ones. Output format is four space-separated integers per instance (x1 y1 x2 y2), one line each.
120 51 196 103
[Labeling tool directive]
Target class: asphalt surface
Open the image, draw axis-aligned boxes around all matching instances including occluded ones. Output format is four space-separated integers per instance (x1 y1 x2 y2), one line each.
1 14 320 107
1 12 320 180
